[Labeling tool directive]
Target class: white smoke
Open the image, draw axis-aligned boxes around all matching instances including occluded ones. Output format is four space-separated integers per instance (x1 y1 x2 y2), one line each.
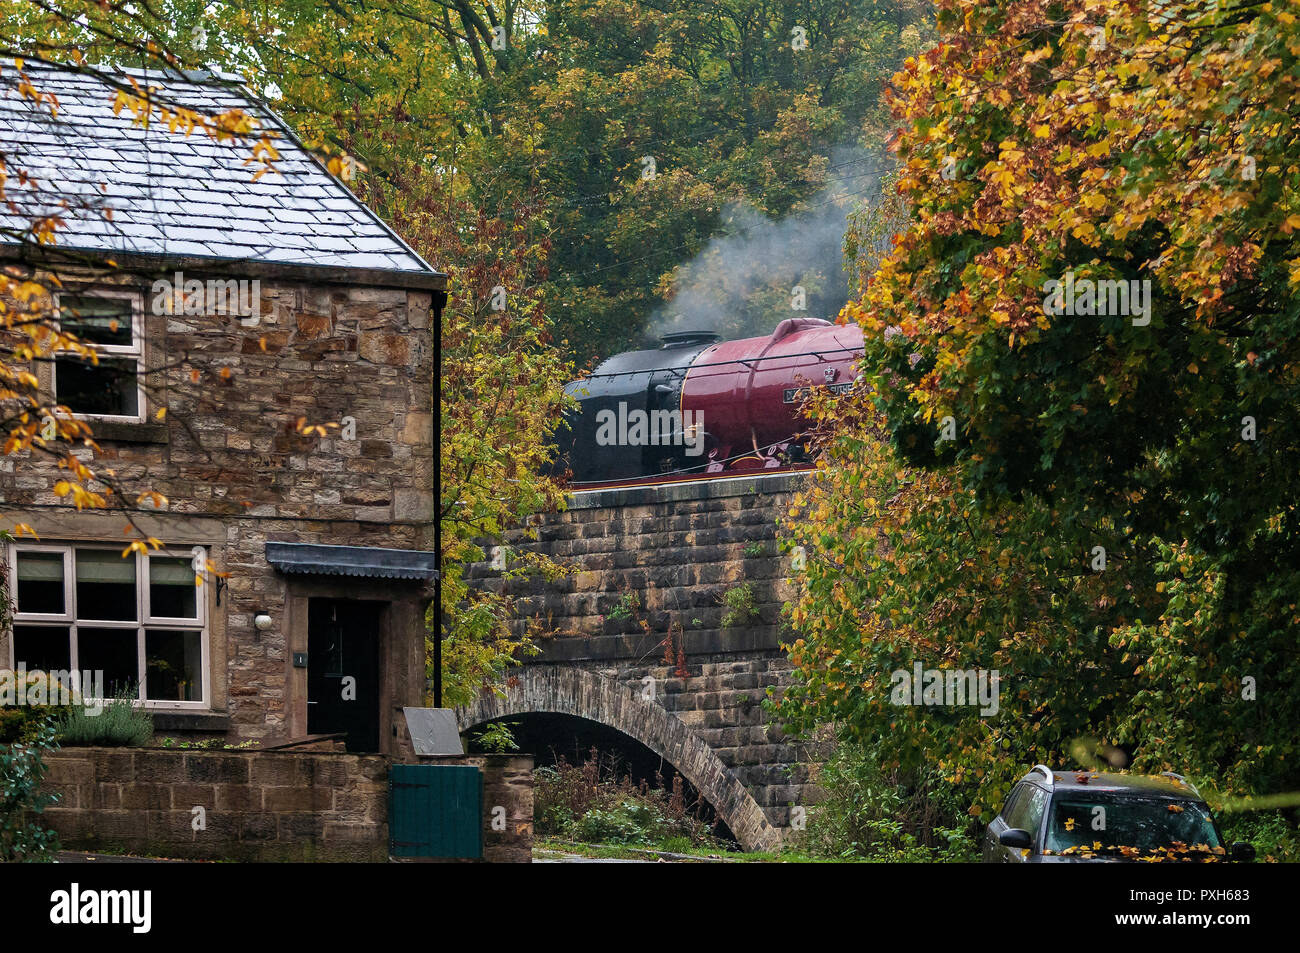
648 145 891 342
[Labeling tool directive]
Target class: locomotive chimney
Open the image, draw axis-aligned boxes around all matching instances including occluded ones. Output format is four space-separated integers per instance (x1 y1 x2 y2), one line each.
659 330 721 349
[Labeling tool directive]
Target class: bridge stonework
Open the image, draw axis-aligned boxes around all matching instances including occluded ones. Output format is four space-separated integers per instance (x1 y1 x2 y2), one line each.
461 473 828 852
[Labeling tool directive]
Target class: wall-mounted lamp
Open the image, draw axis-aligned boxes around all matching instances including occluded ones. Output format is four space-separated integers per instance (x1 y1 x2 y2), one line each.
253 612 273 632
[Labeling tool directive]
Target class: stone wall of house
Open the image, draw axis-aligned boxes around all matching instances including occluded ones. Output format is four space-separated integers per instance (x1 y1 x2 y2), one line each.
466 473 831 835
0 267 436 746
2 269 435 523
41 747 532 862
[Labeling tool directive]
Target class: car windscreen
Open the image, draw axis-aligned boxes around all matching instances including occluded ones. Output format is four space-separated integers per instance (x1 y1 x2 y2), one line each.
1044 794 1221 855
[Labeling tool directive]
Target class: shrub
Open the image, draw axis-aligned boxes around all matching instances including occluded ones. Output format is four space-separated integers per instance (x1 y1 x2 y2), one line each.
719 583 759 628
0 716 61 861
800 733 979 862
568 799 671 845
56 689 154 747
1 672 83 744
534 747 721 849
1218 810 1300 864
470 721 519 753
0 701 78 745
606 592 640 622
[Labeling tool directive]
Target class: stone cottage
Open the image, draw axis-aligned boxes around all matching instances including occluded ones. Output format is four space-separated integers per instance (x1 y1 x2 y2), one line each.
0 64 443 754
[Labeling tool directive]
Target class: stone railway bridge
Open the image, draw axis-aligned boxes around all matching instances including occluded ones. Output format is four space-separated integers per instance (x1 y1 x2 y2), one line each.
461 473 828 852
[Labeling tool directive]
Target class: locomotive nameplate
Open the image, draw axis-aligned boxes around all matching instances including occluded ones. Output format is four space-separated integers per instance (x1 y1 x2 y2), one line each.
783 381 854 404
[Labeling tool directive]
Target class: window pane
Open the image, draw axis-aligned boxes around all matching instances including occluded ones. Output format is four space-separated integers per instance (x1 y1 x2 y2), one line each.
75 549 137 621
59 295 134 347
146 629 204 702
16 552 64 614
76 627 139 698
12 625 71 673
55 356 140 418
149 557 198 618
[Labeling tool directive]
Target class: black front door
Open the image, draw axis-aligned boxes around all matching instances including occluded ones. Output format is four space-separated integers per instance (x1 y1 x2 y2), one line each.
307 598 381 752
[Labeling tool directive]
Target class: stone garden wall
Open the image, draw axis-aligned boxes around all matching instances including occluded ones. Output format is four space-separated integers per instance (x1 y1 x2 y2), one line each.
41 747 531 862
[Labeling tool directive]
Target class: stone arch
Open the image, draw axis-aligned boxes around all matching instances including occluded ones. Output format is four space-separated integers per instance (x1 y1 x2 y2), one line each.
458 665 780 852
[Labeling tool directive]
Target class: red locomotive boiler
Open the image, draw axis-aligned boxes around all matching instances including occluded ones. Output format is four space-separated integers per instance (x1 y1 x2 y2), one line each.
559 317 864 486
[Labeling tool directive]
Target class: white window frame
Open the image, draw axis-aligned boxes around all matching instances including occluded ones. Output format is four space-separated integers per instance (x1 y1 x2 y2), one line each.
51 289 146 424
5 542 210 709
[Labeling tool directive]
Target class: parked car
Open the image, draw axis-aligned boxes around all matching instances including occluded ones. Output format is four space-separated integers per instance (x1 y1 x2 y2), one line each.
982 765 1256 863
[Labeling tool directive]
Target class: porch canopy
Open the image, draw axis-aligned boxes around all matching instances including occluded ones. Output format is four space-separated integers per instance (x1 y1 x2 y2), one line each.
265 542 438 580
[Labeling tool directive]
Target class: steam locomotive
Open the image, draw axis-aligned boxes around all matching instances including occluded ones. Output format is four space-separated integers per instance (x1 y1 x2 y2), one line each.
558 317 865 486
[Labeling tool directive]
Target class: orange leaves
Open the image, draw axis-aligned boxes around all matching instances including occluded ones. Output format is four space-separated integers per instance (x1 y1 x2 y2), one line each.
293 416 330 438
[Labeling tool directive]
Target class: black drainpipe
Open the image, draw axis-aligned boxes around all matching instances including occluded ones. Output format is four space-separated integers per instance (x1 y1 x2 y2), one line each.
432 287 447 708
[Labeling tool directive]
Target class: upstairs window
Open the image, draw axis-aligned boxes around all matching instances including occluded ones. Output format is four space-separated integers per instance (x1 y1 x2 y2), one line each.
53 292 144 422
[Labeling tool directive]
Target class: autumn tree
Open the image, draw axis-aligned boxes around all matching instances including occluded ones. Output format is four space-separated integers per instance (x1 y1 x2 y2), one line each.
779 0 1300 831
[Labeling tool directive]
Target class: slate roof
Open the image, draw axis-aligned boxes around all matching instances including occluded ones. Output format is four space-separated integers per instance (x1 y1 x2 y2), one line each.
0 63 442 284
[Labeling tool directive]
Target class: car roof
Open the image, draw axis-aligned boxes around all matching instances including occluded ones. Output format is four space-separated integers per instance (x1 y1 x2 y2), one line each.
1021 768 1204 800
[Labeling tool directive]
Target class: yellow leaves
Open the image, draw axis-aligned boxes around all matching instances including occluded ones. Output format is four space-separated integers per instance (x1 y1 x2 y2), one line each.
1032 124 1050 139
12 280 50 304
1281 214 1300 235
1071 221 1099 244
53 479 104 511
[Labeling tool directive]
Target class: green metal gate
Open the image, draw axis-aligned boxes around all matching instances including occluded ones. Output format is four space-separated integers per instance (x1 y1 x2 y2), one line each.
389 764 482 859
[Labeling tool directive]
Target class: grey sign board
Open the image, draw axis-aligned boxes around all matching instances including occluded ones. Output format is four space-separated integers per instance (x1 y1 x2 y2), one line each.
403 707 464 756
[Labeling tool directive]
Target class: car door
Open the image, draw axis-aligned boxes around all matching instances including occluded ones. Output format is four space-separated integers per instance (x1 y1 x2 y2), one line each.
1002 783 1051 863
984 784 1025 862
